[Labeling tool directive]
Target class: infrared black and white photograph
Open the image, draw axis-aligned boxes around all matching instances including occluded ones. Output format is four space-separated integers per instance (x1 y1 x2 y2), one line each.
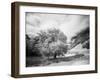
26 12 90 67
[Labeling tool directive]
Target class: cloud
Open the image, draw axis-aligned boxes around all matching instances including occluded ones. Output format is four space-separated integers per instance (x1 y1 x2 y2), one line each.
26 13 89 41
26 12 41 27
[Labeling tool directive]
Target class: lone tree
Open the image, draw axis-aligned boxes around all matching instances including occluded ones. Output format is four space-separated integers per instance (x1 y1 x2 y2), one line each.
29 28 68 59
35 28 67 58
47 28 67 59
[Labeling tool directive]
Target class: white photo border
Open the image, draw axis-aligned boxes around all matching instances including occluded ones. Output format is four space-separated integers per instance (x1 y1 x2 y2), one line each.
19 5 96 75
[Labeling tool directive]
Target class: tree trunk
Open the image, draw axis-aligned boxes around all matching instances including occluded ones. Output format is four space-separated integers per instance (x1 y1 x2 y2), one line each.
54 53 57 59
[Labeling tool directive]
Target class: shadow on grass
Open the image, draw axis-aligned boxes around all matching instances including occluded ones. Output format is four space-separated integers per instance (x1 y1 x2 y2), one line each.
26 53 88 67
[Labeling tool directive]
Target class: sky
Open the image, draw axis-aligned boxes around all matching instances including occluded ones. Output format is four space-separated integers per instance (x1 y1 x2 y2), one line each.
25 12 89 42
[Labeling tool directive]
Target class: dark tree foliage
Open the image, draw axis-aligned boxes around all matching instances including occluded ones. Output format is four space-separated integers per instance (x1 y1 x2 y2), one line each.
82 40 89 49
70 27 90 49
26 35 42 57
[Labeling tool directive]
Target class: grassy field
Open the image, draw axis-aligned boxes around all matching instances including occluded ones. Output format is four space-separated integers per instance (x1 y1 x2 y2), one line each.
26 52 89 67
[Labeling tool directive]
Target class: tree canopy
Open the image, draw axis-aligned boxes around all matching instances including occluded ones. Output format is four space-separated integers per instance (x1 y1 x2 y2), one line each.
26 28 68 59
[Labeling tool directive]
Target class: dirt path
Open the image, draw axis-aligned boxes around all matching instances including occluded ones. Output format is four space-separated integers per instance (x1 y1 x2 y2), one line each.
48 55 89 66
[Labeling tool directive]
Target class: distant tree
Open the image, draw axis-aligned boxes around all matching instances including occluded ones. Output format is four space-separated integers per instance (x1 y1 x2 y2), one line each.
26 34 33 56
26 34 42 57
